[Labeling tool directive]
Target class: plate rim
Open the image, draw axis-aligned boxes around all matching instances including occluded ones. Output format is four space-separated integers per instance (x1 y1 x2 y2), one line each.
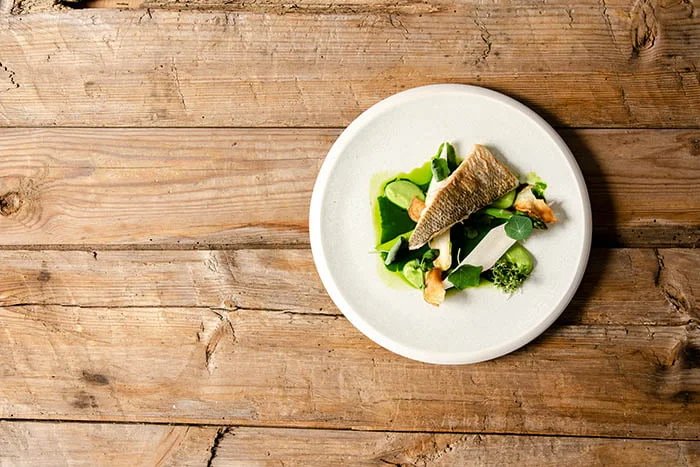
309 84 593 365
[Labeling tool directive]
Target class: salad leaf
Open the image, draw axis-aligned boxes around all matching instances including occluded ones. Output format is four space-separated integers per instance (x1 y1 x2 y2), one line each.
384 237 407 265
504 215 533 240
431 158 450 182
376 231 412 253
421 248 440 269
376 196 416 243
526 172 548 199
417 248 441 272
447 264 483 290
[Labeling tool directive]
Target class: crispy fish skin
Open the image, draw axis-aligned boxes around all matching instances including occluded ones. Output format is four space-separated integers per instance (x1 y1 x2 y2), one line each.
408 145 519 249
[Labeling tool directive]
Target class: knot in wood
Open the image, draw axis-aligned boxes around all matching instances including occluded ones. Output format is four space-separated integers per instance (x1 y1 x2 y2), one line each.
0 191 23 216
631 0 658 54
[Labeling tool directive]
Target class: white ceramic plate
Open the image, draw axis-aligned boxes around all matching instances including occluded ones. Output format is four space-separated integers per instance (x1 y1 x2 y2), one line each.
309 84 591 364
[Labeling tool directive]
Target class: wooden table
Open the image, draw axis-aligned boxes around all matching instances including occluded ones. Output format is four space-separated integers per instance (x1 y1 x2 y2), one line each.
0 0 698 463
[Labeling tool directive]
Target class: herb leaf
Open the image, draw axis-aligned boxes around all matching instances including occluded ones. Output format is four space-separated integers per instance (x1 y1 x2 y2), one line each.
504 215 533 240
431 158 450 182
491 259 530 293
447 264 483 290
384 237 407 265
419 248 440 271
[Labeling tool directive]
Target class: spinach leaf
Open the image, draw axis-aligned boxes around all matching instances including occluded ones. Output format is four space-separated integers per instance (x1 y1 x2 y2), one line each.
376 196 416 243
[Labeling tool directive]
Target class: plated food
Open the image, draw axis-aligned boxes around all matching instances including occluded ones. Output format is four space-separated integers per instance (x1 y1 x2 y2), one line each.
310 84 591 364
374 143 557 306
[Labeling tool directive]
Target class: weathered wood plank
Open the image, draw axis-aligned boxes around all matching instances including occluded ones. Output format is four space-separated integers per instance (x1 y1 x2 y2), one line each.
0 129 697 247
0 249 336 313
0 422 219 466
0 302 697 437
216 428 700 465
0 0 698 127
1 423 698 466
0 248 697 325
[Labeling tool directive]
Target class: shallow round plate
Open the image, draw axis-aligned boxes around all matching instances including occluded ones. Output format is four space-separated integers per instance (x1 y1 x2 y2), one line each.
309 84 591 364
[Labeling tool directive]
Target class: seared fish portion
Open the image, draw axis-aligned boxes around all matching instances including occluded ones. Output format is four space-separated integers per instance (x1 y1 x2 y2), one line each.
408 145 519 249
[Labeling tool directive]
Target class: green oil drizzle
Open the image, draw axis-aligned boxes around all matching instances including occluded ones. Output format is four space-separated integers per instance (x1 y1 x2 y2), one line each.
370 161 434 288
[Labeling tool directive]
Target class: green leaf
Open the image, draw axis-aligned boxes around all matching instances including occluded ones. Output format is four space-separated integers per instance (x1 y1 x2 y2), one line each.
419 248 440 271
431 158 450 182
504 215 533 240
447 264 483 290
376 196 416 243
376 231 412 253
384 237 407 265
526 172 547 199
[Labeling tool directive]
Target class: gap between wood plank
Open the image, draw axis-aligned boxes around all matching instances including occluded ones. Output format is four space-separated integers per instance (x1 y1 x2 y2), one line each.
1 417 697 442
0 243 312 251
0 126 698 131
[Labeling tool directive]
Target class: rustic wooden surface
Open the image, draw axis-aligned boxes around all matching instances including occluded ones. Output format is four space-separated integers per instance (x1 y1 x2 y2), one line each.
0 0 698 463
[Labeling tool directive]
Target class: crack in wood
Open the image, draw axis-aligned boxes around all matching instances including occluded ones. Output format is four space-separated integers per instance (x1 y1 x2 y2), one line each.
0 61 20 93
170 58 188 113
600 0 619 52
388 13 410 38
473 14 492 65
654 249 693 316
411 434 471 465
565 8 574 28
204 308 237 373
206 427 231 467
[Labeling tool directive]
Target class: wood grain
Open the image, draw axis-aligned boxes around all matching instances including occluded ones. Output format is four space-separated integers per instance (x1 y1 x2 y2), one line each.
0 0 698 127
215 428 700 465
0 300 697 437
0 248 697 325
0 129 697 247
0 422 218 466
1 423 698 466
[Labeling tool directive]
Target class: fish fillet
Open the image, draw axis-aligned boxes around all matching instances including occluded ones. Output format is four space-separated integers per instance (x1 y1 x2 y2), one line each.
408 144 519 249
